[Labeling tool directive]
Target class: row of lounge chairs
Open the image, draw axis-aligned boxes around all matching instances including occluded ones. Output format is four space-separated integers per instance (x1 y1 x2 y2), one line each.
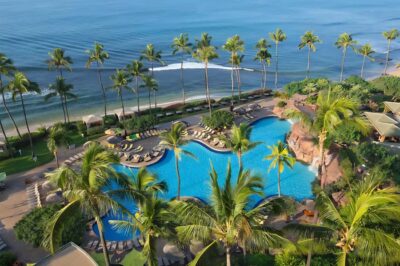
85 237 143 252
0 237 7 251
243 113 256 120
122 146 165 163
191 130 212 141
26 183 41 209
137 129 167 139
120 144 143 153
210 138 227 148
63 152 84 166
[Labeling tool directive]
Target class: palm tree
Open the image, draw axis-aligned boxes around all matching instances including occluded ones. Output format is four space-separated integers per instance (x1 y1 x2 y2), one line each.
172 161 288 266
159 122 195 200
140 43 164 77
223 35 245 109
110 69 132 135
222 123 260 170
382 29 399 75
43 143 139 266
8 72 41 157
232 54 245 103
126 60 145 113
335 33 357 81
172 33 192 105
46 48 73 77
47 123 69 168
285 89 369 187
110 196 175 266
86 42 110 116
357 44 375 78
264 141 295 197
45 77 77 123
287 175 400 265
140 75 158 113
193 33 218 115
0 53 20 137
254 39 272 94
0 118 10 153
298 31 321 79
269 28 287 89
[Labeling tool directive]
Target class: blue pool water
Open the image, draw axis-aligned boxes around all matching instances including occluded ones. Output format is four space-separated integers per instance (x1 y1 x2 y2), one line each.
93 117 316 240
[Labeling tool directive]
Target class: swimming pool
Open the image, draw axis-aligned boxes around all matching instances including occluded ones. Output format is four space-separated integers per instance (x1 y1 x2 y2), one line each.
94 117 316 241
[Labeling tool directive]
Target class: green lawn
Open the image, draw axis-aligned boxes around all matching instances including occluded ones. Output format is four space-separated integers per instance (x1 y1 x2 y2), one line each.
90 250 146 266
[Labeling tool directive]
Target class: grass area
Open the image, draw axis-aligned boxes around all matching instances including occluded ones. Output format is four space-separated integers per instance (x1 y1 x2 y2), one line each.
90 250 146 266
89 252 106 266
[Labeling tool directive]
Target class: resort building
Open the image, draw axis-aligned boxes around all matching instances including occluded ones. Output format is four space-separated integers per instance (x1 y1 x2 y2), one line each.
82 114 103 128
364 101 400 142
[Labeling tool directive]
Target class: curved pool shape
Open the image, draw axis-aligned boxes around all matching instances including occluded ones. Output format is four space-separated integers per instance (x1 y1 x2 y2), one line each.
93 117 316 241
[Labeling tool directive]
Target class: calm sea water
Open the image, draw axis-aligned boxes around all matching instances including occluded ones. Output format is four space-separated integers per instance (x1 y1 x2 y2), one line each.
0 0 399 131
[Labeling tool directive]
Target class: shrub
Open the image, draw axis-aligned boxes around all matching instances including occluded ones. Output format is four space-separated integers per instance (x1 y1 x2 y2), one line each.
202 110 234 130
0 252 17 266
8 130 48 150
87 126 104 136
277 100 287 108
14 204 85 249
103 115 119 128
371 76 400 98
126 114 157 132
76 121 87 136
284 78 329 96
275 253 305 266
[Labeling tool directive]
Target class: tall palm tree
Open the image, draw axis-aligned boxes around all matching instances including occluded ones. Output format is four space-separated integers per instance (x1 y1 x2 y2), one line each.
110 196 175 266
172 161 288 266
0 118 10 154
47 123 69 168
8 72 41 157
285 89 369 187
172 33 192 105
140 75 158 113
298 31 321 79
232 54 245 103
382 29 399 75
223 35 245 109
193 33 218 115
0 53 20 137
110 69 132 135
140 43 164 77
43 143 139 266
126 60 145 113
159 122 195 200
222 123 260 170
46 48 73 77
264 140 295 197
335 33 357 81
45 77 77 123
287 175 400 266
254 39 272 94
357 43 375 78
269 28 287 89
86 42 110 116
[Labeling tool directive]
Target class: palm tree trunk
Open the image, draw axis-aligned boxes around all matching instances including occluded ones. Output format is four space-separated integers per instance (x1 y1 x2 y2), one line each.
340 48 347 82
361 55 366 78
154 90 157 109
64 95 70 123
175 153 181 200
0 118 10 156
262 62 267 94
274 42 279 89
318 132 327 188
95 216 111 266
19 92 34 158
181 56 185 105
226 246 231 266
119 90 127 136
205 62 212 115
307 46 311 79
306 211 319 266
148 89 152 113
230 59 235 111
238 151 242 170
54 150 59 168
96 63 107 116
383 40 391 75
236 67 241 103
277 168 281 197
136 76 140 113
1 90 22 138
59 95 67 123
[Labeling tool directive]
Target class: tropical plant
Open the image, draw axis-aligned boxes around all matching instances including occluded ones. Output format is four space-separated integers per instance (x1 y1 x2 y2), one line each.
7 72 40 157
110 69 132 135
43 143 139 266
86 42 110 116
202 110 234 130
357 44 375 78
47 123 70 167
172 161 289 266
45 77 77 123
140 43 164 77
46 48 73 77
223 35 245 108
172 33 192 105
285 89 369 187
159 122 196 200
298 31 321 79
254 39 272 94
222 123 260 169
335 33 357 81
264 140 295 197
0 53 20 137
126 60 145 113
382 29 399 75
193 33 218 115
269 28 287 88
140 75 158 113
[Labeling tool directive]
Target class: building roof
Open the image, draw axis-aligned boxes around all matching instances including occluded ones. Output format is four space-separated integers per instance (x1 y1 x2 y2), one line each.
113 108 134 118
36 242 97 266
365 112 400 137
82 114 103 125
384 101 400 114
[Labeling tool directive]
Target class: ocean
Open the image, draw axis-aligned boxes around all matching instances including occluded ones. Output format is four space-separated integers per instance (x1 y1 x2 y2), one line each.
0 0 399 132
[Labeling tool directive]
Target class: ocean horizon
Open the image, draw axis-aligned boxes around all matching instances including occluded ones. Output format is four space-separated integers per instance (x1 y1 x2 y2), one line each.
0 0 399 133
